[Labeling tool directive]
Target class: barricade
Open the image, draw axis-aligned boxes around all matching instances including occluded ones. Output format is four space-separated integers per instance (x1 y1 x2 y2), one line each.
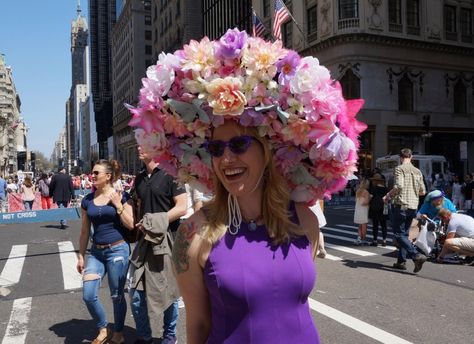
0 208 81 224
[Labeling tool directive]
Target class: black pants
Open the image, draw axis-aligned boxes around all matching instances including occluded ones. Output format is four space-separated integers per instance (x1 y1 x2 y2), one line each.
371 210 387 241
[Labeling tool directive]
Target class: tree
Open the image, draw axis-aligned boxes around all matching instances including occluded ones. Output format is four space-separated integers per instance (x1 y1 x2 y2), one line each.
32 150 53 173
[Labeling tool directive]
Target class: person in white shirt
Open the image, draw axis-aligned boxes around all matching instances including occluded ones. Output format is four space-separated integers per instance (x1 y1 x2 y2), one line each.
450 175 464 210
310 200 327 258
181 184 204 220
437 208 474 263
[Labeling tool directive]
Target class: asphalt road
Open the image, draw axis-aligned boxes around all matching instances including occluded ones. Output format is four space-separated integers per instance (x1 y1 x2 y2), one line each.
0 205 473 344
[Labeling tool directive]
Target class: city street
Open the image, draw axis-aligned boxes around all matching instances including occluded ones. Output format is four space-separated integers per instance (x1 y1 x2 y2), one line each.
0 204 473 344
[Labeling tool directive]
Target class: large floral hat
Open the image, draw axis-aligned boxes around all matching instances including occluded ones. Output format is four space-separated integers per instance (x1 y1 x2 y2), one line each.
128 28 366 202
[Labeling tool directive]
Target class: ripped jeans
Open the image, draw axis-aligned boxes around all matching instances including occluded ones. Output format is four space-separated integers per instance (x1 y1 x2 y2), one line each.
82 242 130 331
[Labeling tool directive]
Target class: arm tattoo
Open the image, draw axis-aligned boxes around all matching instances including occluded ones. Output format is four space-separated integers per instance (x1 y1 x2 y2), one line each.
172 221 198 274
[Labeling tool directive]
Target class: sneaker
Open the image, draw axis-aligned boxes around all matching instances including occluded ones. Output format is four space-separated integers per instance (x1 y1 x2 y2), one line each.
177 296 185 308
463 256 474 266
382 240 387 247
161 335 177 344
392 262 407 270
360 239 369 246
413 254 427 273
317 248 327 258
353 238 361 246
134 339 153 344
370 241 378 247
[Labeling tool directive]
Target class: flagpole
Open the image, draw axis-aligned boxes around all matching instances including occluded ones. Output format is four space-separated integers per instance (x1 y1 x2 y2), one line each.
281 2 307 47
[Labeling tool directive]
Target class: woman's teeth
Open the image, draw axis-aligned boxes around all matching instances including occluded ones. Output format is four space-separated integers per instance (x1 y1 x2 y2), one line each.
224 168 245 176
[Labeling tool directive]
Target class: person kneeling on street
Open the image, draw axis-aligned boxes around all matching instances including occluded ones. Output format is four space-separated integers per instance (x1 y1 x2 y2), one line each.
437 208 474 265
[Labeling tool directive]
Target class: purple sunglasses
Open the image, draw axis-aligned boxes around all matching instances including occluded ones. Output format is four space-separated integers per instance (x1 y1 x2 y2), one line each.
203 135 256 158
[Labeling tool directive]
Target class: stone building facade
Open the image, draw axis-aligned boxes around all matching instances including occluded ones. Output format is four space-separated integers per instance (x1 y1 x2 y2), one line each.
252 0 474 176
0 55 22 175
111 0 152 174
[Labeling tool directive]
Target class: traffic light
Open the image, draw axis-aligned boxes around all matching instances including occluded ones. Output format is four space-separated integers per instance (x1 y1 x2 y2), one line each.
422 115 431 131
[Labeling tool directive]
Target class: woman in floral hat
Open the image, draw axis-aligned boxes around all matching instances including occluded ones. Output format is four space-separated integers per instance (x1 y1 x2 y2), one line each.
128 28 366 343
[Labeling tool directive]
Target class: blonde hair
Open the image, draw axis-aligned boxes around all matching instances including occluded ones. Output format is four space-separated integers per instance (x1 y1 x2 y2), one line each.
356 178 369 198
200 127 301 245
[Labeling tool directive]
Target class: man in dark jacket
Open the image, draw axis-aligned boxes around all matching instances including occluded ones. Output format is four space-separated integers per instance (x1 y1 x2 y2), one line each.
49 166 74 229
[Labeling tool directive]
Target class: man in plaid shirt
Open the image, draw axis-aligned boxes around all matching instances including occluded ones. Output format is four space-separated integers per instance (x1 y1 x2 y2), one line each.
384 148 427 273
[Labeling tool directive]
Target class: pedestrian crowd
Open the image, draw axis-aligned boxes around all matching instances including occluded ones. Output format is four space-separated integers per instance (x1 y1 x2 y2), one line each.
350 148 474 273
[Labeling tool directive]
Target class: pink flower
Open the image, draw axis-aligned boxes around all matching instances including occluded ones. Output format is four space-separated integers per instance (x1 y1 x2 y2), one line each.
164 115 189 137
276 50 300 86
128 106 164 134
307 117 337 147
181 37 216 77
337 98 367 141
205 77 247 116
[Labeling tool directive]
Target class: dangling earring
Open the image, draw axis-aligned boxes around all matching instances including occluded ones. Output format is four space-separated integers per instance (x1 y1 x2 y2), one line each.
227 193 242 235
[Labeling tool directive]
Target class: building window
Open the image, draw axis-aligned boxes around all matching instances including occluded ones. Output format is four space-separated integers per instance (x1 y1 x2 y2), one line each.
388 0 402 32
444 5 457 40
461 8 472 43
263 0 271 18
307 5 317 38
339 0 359 19
145 45 152 55
398 75 414 112
454 80 467 114
340 69 360 100
406 0 420 35
176 0 180 18
282 21 292 48
338 0 359 29
145 15 151 25
145 30 152 40
144 0 151 10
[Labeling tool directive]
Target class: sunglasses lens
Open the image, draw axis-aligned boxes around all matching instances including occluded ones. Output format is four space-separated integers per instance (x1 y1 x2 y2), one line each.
229 136 251 154
206 141 225 157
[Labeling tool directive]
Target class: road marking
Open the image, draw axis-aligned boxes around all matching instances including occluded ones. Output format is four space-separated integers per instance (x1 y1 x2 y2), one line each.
324 243 376 256
323 227 397 251
1 297 32 344
58 241 82 290
0 245 27 287
309 298 413 344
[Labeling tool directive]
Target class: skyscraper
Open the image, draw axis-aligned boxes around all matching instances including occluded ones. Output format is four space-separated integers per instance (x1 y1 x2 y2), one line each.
89 0 116 158
67 0 89 172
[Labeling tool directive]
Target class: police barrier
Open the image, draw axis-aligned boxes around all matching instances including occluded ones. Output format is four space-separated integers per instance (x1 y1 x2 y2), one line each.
0 208 81 225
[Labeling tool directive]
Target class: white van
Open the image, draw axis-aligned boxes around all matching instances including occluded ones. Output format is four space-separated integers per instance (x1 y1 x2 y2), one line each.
375 154 448 189
17 171 35 184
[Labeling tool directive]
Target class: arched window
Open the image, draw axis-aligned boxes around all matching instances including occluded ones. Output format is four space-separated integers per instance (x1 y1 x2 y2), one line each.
454 80 467 114
340 69 360 99
398 75 413 111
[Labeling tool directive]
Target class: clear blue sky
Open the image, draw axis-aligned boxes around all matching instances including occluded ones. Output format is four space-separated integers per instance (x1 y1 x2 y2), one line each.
0 1 86 157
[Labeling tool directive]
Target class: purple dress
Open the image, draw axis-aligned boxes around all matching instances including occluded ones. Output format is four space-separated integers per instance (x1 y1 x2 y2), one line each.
204 206 320 343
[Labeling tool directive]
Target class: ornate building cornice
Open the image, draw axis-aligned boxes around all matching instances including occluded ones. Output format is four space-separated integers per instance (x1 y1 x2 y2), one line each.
301 33 474 57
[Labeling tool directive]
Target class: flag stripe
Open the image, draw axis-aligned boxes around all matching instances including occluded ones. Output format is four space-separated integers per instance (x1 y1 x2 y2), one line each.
272 0 291 40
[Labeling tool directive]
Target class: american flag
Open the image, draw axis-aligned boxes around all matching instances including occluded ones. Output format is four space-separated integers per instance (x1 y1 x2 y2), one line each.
272 0 291 40
252 10 266 38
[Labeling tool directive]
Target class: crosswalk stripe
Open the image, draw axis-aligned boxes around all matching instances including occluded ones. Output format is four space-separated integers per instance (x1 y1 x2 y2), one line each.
1 297 32 344
0 245 27 287
309 298 413 344
58 241 82 290
324 243 376 256
323 227 397 251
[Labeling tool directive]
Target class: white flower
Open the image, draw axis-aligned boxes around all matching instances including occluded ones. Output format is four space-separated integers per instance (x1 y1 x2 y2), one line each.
289 57 330 95
146 53 180 96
